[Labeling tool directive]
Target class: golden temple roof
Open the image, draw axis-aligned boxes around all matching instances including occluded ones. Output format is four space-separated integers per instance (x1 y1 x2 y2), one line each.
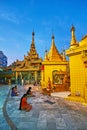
45 35 63 61
13 32 42 71
79 35 87 46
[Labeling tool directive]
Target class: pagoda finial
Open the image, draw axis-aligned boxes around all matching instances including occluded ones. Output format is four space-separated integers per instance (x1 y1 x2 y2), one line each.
52 34 54 39
51 33 55 46
51 30 54 39
44 49 48 61
71 24 75 32
62 49 66 61
70 25 78 48
32 31 35 36
32 31 35 40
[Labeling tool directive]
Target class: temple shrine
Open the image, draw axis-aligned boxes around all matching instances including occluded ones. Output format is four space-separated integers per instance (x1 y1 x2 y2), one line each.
41 35 69 93
66 25 87 103
12 32 42 85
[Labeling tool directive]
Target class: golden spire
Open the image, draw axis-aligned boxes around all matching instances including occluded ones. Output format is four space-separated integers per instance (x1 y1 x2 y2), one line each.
70 25 79 48
62 49 66 61
32 31 34 41
29 31 38 60
47 34 62 61
31 31 35 46
44 49 48 61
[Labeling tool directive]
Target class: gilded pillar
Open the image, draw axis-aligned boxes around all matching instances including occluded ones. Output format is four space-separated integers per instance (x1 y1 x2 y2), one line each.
35 71 37 83
20 72 22 85
41 65 45 88
15 71 18 84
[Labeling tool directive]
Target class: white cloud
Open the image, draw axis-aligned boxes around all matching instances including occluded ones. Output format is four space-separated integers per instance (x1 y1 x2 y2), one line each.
0 12 19 24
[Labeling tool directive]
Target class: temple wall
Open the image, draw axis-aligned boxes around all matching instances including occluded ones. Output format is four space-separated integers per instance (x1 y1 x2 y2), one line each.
41 64 67 89
69 54 85 97
84 68 87 101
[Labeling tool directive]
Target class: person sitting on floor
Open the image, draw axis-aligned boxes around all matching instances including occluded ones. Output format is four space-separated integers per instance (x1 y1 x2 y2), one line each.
14 85 19 95
19 94 32 112
26 87 35 97
11 86 18 96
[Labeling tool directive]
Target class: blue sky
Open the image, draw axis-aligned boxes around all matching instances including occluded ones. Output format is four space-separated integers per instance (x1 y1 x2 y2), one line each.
0 0 87 65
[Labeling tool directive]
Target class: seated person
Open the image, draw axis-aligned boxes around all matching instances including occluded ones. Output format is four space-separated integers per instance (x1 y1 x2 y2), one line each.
26 87 35 97
14 85 19 95
11 87 18 96
19 94 32 112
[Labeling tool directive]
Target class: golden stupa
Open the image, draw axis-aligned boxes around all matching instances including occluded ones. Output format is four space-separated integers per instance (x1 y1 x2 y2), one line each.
41 34 69 92
66 25 87 103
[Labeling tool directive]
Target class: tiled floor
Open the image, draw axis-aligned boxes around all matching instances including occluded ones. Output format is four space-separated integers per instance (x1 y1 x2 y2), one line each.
1 85 87 130
0 86 11 130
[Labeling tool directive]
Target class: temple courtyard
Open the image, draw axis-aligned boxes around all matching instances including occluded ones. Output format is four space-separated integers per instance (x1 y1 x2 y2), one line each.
1 85 87 130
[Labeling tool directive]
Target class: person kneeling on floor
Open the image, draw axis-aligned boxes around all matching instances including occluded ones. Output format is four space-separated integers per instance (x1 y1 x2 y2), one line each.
19 94 32 112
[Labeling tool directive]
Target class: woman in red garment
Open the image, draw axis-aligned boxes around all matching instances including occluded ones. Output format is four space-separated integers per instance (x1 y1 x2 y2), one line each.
19 94 32 112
